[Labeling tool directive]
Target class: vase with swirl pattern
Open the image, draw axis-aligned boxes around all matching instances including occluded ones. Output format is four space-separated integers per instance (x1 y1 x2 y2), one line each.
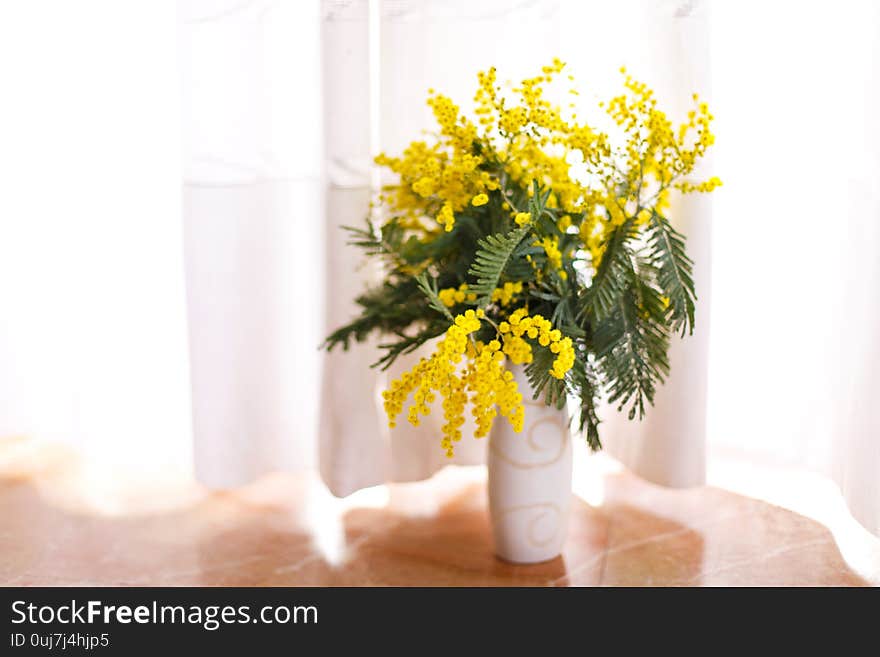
488 365 572 563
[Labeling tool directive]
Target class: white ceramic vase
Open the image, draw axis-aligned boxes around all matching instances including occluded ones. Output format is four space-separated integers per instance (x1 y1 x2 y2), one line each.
488 365 573 564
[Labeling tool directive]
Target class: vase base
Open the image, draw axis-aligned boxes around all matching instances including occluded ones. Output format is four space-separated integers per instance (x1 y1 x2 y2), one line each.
493 551 562 565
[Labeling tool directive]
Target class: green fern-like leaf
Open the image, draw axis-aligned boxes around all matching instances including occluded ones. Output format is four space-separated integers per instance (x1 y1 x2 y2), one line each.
570 355 602 450
593 284 671 421
415 273 456 322
646 212 696 336
523 345 568 410
373 324 445 370
578 221 637 323
467 225 531 307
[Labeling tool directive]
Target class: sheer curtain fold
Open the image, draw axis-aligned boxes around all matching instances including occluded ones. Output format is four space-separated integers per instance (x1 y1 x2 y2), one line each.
0 1 190 469
317 0 390 497
705 0 880 534
181 0 322 486
829 2 880 534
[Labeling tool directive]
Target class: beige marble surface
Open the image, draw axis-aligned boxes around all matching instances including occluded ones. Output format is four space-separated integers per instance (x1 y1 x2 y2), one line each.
0 438 874 586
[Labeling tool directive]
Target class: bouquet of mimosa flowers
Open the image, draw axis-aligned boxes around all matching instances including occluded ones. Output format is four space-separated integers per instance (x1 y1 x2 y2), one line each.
324 59 720 458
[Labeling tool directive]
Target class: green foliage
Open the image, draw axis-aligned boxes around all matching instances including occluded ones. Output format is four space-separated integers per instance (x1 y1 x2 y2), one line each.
467 225 531 307
325 192 699 448
415 272 456 323
325 130 703 453
592 280 671 422
524 344 568 410
646 212 697 336
578 221 637 323
569 355 602 450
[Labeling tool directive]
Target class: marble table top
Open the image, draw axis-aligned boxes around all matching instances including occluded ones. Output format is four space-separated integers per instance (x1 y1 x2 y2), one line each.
1 438 875 586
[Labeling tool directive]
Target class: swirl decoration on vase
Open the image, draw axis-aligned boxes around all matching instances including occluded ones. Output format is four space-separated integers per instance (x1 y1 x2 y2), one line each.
489 415 569 469
496 502 563 548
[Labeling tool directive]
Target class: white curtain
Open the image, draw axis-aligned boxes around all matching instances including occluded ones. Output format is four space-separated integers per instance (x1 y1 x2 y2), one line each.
0 0 877 535
0 1 191 473
180 0 323 485
705 0 880 535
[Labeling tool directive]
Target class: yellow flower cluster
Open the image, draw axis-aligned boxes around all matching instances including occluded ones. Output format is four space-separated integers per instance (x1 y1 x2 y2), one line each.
501 332 533 365
440 281 522 308
677 176 723 194
579 218 603 267
465 338 525 441
382 311 480 438
382 305 577 457
535 236 565 278
374 88 502 233
376 59 719 278
471 57 612 218
500 308 575 379
438 283 477 307
606 197 627 227
491 281 523 306
605 72 719 199
514 212 531 226
437 201 455 232
382 310 524 457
